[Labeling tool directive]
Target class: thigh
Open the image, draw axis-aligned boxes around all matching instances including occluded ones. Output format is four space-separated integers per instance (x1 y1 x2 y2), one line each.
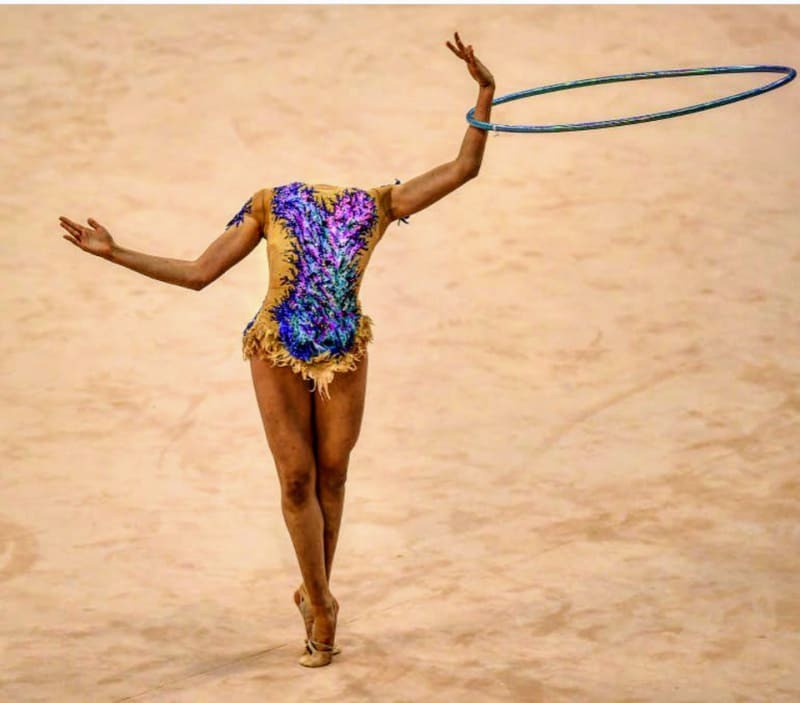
313 351 369 466
249 357 315 471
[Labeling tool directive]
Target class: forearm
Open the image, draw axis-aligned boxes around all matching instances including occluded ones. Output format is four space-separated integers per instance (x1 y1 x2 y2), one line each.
107 242 200 290
455 83 494 176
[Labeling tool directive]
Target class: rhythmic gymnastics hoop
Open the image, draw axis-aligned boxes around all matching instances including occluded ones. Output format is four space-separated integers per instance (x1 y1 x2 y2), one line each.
466 65 796 133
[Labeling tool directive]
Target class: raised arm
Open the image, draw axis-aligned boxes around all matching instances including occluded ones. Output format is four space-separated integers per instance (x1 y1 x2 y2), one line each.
389 32 495 222
58 190 266 291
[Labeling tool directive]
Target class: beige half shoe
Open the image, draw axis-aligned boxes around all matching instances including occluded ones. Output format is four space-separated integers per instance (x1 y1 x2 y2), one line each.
295 585 341 656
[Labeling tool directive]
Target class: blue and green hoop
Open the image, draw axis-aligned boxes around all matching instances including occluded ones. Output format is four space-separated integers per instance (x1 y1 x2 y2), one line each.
466 65 796 133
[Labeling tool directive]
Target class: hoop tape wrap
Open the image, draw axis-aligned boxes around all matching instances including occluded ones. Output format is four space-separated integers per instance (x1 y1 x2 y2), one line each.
466 65 796 133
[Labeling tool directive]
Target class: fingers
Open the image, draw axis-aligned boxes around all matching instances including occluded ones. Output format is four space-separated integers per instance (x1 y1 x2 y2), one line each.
60 218 89 250
59 217 83 237
446 31 479 66
446 38 465 59
457 33 478 64
59 215 102 236
62 234 81 248
59 215 80 230
447 31 468 57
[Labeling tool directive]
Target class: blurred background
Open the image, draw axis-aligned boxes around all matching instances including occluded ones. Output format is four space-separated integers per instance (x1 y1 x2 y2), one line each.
2 5 799 702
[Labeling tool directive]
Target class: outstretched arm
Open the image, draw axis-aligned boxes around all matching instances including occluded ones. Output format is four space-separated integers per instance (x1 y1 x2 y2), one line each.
58 192 265 291
390 31 495 222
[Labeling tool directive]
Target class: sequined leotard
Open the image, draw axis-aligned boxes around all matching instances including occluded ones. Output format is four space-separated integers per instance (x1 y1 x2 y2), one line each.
227 180 408 400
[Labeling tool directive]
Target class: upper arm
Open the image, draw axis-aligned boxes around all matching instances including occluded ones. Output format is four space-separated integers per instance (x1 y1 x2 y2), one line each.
194 188 270 289
388 160 472 221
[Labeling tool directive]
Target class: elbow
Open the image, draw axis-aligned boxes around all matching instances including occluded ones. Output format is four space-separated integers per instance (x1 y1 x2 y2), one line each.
463 167 480 182
454 158 479 182
460 160 480 181
190 262 209 291
193 273 212 291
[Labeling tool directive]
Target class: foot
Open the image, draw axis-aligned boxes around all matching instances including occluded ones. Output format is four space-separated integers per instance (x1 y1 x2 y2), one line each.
298 598 338 668
293 584 315 640
294 584 341 655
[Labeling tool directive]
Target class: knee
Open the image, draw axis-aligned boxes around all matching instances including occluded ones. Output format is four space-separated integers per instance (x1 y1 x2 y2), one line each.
279 464 315 508
317 457 349 493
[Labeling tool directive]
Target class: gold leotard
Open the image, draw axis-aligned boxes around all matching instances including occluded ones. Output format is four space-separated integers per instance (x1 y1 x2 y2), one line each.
228 180 404 399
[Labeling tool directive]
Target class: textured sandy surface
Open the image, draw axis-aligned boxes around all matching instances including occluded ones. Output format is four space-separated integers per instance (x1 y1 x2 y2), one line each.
2 5 799 702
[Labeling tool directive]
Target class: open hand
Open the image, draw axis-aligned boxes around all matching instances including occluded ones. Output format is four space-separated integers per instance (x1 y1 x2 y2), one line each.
446 31 494 88
59 216 115 259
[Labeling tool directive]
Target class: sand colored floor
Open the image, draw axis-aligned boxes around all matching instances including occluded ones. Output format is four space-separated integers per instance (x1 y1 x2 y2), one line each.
2 5 799 702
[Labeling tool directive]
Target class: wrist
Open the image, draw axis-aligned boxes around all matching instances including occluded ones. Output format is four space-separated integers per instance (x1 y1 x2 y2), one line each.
106 240 122 262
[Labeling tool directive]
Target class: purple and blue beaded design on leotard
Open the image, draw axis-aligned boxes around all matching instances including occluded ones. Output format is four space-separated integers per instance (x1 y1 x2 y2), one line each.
267 182 377 361
225 196 253 229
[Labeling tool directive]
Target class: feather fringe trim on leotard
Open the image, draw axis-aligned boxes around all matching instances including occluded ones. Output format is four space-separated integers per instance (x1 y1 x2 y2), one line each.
242 314 373 400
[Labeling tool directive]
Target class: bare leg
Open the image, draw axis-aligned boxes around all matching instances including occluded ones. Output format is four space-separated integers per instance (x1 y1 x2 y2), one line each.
317 472 347 583
313 350 369 583
249 357 334 622
295 350 369 655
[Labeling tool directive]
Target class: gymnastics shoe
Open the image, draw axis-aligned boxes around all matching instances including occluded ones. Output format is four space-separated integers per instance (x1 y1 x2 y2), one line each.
295 584 341 656
298 598 339 667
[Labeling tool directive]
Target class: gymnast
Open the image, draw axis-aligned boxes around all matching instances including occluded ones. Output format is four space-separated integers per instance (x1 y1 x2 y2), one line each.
58 31 494 668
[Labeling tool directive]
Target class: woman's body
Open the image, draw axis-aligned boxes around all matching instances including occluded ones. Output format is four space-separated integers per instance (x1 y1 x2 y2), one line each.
239 181 398 400
58 32 494 667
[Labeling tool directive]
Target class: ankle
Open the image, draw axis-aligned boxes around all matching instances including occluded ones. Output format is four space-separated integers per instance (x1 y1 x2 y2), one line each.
309 596 335 614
